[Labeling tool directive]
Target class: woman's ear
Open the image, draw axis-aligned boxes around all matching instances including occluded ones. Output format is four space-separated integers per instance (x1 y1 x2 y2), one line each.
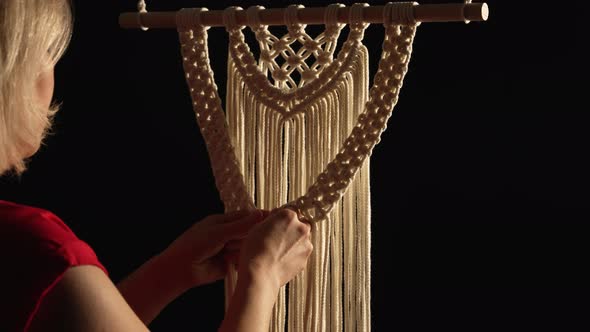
35 67 55 111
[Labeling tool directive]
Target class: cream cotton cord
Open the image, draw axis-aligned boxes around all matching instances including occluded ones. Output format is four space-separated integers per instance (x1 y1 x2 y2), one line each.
176 2 419 331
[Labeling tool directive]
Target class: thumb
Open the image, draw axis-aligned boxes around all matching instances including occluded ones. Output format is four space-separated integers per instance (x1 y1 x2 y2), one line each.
223 249 241 269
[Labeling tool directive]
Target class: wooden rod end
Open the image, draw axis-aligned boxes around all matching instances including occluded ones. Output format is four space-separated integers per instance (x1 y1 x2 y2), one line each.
119 13 135 29
480 3 490 21
464 3 489 22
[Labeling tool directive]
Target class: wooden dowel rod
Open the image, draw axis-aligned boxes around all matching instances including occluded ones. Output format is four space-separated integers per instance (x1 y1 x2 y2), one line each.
119 3 488 29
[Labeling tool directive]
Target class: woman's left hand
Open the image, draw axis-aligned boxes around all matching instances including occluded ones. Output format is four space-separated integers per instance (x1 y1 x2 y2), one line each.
159 210 266 289
116 210 267 324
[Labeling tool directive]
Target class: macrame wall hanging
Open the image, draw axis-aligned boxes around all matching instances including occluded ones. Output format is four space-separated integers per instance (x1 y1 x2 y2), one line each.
121 2 488 331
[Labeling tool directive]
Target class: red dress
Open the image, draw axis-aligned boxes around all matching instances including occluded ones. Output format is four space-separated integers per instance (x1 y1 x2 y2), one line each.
0 200 108 332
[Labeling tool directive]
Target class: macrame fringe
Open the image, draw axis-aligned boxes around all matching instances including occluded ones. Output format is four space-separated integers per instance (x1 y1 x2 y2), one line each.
226 43 371 332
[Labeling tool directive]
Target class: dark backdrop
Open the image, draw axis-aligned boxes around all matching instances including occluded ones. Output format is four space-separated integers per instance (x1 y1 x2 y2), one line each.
1 0 588 330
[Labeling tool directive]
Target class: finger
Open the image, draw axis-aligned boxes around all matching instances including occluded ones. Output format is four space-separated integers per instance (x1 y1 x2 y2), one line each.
221 210 264 240
204 210 251 225
304 220 313 235
297 220 313 241
207 254 232 281
224 239 242 251
260 209 272 218
223 250 241 269
268 207 284 218
279 221 311 247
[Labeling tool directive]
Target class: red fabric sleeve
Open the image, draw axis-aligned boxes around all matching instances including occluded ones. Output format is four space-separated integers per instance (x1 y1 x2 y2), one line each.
0 200 108 332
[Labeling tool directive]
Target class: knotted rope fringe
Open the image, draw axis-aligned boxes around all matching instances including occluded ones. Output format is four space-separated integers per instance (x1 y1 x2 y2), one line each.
177 2 418 331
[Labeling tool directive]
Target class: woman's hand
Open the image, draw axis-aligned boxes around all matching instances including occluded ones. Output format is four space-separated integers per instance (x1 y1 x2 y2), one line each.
219 208 314 332
160 210 266 289
117 210 265 325
238 208 314 293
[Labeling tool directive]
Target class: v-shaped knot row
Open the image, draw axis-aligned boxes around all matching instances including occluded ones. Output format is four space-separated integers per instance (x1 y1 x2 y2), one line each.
179 17 417 222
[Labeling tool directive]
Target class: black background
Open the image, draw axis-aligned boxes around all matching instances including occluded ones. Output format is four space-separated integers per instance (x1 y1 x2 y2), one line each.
1 0 589 330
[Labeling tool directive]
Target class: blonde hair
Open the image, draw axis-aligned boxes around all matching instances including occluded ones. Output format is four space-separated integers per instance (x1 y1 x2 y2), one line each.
0 0 72 175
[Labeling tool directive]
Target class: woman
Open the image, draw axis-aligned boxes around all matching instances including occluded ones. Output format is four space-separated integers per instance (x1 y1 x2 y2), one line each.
0 1 313 331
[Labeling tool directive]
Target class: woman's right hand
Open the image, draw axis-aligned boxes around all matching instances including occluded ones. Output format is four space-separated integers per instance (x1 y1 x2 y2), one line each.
238 208 313 291
219 208 313 332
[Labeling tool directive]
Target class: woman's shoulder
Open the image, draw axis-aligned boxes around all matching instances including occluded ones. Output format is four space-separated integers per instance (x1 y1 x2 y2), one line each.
0 199 64 222
0 199 76 245
0 200 108 331
0 200 105 270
